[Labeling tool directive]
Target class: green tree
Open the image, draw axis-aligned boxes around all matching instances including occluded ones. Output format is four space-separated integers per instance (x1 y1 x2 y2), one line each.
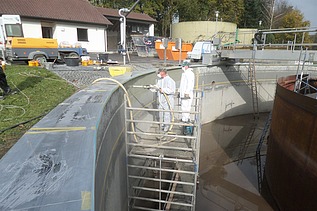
240 0 263 28
177 0 217 21
310 33 317 50
216 0 244 24
138 0 179 37
274 9 311 44
271 0 293 28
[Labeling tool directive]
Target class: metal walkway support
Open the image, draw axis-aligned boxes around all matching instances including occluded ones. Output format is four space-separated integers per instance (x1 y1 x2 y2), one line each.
125 90 203 211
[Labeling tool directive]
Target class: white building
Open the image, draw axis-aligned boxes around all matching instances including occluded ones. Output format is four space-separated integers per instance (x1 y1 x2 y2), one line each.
0 0 156 53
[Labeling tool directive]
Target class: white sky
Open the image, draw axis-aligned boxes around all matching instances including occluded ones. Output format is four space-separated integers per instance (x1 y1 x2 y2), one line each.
286 0 317 27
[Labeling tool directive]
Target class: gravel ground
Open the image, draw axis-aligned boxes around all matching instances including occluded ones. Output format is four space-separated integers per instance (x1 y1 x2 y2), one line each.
49 53 179 89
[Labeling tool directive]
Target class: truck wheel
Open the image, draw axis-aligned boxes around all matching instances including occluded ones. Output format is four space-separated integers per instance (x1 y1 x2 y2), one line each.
68 52 79 58
34 55 47 65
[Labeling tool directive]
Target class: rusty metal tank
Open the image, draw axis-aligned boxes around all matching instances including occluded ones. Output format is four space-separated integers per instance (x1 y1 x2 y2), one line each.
265 75 317 210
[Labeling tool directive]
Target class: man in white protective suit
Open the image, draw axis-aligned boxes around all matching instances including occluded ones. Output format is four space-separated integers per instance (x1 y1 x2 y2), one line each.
155 68 176 132
179 60 195 122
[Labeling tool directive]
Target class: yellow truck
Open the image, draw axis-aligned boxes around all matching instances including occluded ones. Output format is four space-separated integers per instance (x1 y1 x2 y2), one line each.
0 15 87 64
6 37 87 64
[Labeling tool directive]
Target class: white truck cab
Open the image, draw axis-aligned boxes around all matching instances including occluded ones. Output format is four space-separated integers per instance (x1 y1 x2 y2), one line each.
0 15 23 59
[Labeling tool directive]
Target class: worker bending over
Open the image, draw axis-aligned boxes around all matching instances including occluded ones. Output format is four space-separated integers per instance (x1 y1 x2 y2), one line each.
156 68 176 132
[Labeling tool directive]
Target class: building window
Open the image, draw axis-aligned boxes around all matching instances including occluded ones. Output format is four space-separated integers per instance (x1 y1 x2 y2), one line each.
132 25 137 33
5 24 23 37
77 28 88 41
42 27 53 38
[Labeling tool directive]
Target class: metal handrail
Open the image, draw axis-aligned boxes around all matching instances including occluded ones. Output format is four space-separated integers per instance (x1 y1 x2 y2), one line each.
295 79 317 96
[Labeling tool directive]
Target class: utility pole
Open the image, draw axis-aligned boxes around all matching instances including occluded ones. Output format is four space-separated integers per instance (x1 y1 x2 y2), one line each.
215 11 219 34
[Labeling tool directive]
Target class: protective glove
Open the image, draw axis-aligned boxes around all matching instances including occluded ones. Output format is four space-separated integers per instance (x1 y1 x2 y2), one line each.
149 84 158 90
149 84 159 92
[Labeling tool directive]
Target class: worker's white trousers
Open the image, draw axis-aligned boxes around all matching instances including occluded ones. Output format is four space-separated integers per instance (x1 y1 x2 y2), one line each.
159 103 171 128
181 98 193 122
159 97 174 130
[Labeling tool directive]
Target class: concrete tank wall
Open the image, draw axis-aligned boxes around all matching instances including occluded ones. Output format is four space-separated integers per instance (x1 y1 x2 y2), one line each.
171 21 257 46
171 21 237 43
197 65 281 123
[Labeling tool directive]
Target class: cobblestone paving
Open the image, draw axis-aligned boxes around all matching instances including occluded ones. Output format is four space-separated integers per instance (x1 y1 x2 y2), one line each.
50 53 179 89
51 67 111 88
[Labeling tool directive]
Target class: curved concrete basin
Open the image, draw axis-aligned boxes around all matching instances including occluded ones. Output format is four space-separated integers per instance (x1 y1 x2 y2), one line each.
0 64 315 210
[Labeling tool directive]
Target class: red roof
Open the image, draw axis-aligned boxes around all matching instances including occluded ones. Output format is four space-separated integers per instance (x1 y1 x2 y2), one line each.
96 7 156 23
0 0 112 25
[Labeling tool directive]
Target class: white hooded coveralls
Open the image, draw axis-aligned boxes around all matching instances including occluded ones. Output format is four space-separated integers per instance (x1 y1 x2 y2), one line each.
156 75 176 130
179 67 195 122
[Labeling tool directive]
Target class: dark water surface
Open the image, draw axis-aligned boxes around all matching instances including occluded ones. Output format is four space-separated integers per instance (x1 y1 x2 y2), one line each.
196 113 273 211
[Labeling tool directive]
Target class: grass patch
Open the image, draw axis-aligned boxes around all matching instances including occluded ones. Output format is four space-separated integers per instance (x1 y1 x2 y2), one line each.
0 65 77 158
